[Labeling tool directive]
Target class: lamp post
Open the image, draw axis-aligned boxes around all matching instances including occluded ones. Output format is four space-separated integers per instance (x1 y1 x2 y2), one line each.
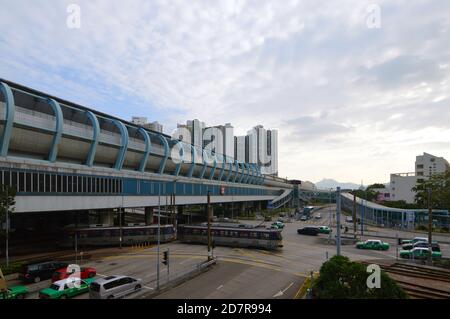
207 190 212 261
328 188 332 243
427 188 433 264
157 182 161 290
142 180 161 289
336 187 341 256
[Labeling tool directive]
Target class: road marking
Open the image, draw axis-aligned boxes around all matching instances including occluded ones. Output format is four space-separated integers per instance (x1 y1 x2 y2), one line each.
143 285 154 290
273 282 294 298
179 259 190 265
217 285 223 290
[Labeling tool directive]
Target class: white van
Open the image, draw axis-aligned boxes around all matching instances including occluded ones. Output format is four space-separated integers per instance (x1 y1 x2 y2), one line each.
89 275 142 299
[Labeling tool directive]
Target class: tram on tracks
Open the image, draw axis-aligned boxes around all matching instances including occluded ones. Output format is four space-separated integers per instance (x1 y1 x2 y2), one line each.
59 225 175 247
177 224 283 250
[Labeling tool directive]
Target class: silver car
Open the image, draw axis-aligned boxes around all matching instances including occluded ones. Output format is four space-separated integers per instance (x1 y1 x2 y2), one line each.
89 275 142 299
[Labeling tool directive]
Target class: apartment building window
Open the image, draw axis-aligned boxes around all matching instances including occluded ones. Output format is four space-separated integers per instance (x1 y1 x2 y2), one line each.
416 164 423 169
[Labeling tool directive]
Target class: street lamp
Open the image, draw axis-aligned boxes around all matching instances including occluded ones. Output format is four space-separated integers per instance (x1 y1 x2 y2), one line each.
141 180 161 289
207 190 212 261
157 182 161 290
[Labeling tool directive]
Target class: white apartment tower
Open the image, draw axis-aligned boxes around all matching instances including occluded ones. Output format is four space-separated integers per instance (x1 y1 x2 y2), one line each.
389 152 449 203
415 152 450 177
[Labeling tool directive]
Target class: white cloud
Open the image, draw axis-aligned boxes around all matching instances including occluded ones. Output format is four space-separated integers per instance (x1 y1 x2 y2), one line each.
0 0 449 184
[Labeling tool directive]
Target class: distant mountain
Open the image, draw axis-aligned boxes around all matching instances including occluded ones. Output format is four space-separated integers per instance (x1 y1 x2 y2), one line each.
315 178 362 190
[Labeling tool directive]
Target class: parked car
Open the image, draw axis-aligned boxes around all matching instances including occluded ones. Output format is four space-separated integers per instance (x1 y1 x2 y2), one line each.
89 275 142 299
19 261 69 283
399 247 442 260
52 266 97 283
402 238 437 250
403 242 441 252
39 277 95 299
0 285 28 299
356 239 390 250
345 216 353 223
271 221 284 229
400 237 428 245
315 214 322 220
297 227 319 236
317 226 332 234
300 215 307 221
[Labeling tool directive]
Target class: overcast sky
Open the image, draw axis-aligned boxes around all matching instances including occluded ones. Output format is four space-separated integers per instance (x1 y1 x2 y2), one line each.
1 0 449 184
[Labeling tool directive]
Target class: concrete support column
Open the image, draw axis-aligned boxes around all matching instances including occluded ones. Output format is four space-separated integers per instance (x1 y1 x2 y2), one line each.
100 211 115 226
145 207 154 225
239 202 245 217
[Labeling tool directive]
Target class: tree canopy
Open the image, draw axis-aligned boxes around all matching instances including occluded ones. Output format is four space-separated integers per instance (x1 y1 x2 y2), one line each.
412 171 450 211
313 255 407 299
0 184 16 238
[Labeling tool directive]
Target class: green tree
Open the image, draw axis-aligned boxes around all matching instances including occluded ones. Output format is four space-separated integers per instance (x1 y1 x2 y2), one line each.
0 184 16 239
367 183 386 190
313 255 407 299
412 171 450 210
350 189 378 201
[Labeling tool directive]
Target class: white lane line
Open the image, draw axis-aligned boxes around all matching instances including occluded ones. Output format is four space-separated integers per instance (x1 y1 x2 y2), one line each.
179 259 190 265
272 282 294 298
143 285 154 290
144 271 157 278
217 285 223 290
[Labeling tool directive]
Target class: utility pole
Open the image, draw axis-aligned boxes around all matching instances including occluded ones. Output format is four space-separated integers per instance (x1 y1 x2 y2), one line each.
353 193 357 239
328 189 332 243
5 187 10 268
207 190 212 261
74 231 78 264
167 248 170 284
119 206 123 249
427 188 433 264
336 187 341 256
156 184 161 290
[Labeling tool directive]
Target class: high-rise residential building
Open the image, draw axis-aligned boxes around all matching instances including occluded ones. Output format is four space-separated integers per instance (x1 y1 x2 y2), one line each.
131 116 148 126
187 119 205 148
235 136 246 162
203 126 223 156
388 152 449 203
246 128 258 164
246 125 278 176
415 152 450 177
132 117 163 133
176 119 278 176
223 123 234 160
144 121 163 133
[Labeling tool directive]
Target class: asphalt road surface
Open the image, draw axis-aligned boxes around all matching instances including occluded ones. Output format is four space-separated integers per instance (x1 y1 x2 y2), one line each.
6 204 450 299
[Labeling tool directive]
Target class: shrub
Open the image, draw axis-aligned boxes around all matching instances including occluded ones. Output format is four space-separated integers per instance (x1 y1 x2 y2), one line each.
313 255 407 299
0 261 23 275
416 225 428 231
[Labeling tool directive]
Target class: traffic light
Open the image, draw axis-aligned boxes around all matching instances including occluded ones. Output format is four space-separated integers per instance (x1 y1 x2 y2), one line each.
162 250 168 266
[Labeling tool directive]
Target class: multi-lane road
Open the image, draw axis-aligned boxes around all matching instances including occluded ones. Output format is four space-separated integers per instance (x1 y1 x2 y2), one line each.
6 204 450 299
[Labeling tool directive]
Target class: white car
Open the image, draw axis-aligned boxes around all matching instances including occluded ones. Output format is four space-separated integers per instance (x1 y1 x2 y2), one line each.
345 216 353 223
315 214 321 219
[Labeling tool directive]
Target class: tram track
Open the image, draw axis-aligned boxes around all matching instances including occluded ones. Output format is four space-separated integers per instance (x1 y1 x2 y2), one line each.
360 261 450 299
